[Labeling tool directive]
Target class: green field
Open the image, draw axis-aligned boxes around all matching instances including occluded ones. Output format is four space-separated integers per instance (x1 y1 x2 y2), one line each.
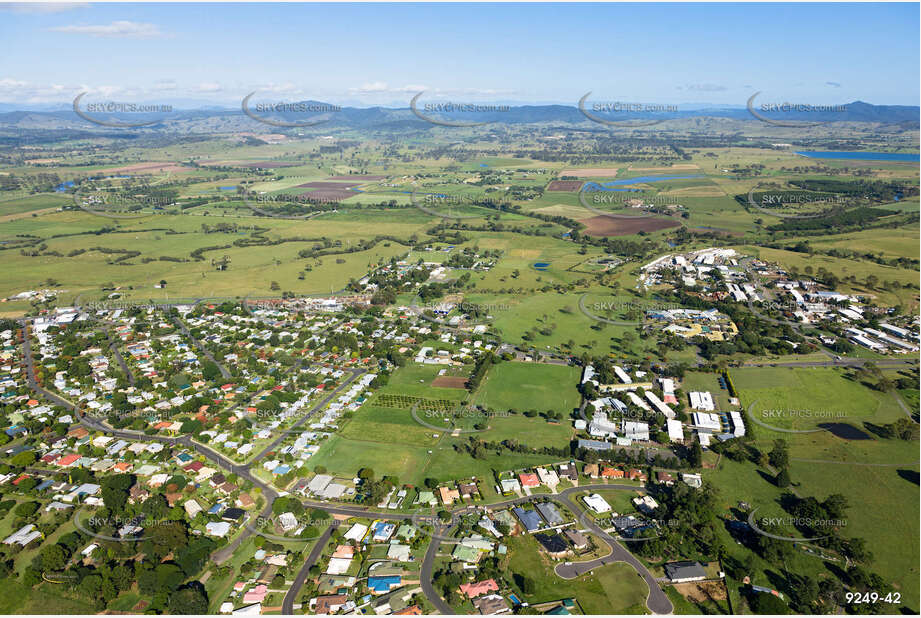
504 534 650 614
471 361 581 414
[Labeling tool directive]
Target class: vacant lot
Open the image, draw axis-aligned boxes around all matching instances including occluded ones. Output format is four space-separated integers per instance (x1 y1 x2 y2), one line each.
504 534 648 614
546 180 584 191
431 375 468 388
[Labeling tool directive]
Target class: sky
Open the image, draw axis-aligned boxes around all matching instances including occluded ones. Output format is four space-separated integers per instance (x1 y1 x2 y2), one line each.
1 2 919 108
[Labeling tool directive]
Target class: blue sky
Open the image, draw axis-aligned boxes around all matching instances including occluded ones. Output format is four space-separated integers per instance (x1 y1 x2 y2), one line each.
1 2 918 107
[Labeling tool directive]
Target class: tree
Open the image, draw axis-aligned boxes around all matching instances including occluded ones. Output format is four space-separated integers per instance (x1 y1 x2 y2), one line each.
768 439 789 470
39 543 68 572
169 585 209 614
201 361 222 381
775 468 791 488
687 442 703 467
749 591 789 614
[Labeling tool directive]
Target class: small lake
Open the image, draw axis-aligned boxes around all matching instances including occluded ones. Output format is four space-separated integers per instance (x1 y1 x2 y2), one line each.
533 262 550 270
794 151 918 162
584 174 705 191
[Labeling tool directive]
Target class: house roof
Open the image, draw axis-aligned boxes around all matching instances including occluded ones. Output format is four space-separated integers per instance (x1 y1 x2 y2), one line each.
664 560 706 581
459 579 498 599
535 533 568 554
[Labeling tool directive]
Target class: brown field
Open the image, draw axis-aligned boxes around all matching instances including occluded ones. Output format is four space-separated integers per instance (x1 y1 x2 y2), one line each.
672 580 728 604
0 206 60 223
240 161 300 168
532 204 595 219
97 162 187 174
628 164 700 171
546 180 584 191
327 175 386 181
298 189 354 202
431 376 469 389
560 168 620 178
295 181 359 189
510 249 542 258
660 186 726 197
579 215 680 236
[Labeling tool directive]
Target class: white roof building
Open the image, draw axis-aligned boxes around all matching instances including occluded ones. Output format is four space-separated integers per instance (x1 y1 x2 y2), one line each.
623 421 650 441
666 419 684 442
583 493 612 513
689 391 715 411
692 412 721 433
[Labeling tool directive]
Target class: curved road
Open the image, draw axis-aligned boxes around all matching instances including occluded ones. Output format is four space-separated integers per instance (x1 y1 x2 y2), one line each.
23 318 671 613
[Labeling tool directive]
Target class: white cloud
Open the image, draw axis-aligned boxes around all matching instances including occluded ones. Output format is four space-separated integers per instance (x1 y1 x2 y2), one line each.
50 20 164 38
0 2 88 14
195 82 222 93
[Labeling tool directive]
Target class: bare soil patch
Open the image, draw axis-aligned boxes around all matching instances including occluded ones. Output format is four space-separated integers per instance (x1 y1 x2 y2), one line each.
239 161 300 169
97 162 186 175
432 376 469 389
628 164 700 171
560 168 620 178
296 181 359 189
546 180 584 191
298 189 355 202
673 580 728 604
579 215 680 236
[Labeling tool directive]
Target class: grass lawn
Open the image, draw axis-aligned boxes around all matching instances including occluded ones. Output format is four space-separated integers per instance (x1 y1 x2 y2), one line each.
471 361 581 414
0 580 97 614
730 366 904 434
504 534 649 614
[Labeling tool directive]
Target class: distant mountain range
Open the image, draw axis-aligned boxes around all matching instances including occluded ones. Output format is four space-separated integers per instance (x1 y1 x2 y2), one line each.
0 100 916 132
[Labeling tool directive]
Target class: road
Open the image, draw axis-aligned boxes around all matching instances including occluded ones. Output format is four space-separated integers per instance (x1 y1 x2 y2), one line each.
419 523 456 615
281 522 338 614
171 314 232 380
22 315 667 613
742 357 916 368
102 322 136 386
552 491 673 614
